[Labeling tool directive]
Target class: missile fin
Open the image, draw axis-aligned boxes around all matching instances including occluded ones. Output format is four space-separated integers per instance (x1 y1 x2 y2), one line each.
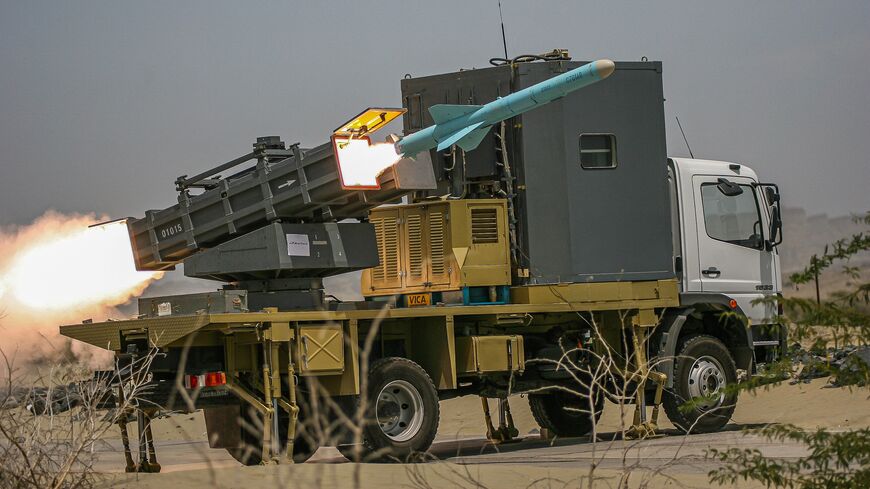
436 122 485 152
428 104 482 124
455 125 491 151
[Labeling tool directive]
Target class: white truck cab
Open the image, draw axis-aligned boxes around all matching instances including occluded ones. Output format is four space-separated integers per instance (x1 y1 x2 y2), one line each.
653 157 785 432
669 157 783 328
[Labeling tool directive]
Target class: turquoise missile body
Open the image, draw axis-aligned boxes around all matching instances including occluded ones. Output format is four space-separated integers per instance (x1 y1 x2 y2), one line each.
395 59 615 157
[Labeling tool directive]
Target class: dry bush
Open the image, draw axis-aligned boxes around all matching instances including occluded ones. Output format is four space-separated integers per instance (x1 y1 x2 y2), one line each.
521 311 706 488
396 310 705 489
0 348 156 489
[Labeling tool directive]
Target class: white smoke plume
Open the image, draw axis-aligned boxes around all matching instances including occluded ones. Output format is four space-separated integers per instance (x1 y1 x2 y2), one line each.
0 211 163 370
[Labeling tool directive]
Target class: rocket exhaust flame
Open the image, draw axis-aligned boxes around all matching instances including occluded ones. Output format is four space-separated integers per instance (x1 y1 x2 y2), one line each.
0 212 163 367
333 136 402 189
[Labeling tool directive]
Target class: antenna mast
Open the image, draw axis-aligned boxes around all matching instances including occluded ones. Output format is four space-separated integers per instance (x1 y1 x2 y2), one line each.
676 116 695 159
498 0 508 59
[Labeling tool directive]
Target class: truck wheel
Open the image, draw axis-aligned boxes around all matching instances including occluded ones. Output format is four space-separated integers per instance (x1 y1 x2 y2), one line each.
663 334 738 434
529 387 603 437
352 357 440 462
227 405 318 465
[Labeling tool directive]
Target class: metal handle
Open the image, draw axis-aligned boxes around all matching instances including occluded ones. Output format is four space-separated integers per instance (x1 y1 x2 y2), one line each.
702 267 721 278
506 338 513 371
301 336 309 369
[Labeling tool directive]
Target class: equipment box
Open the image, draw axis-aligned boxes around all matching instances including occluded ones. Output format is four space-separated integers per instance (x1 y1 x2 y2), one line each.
296 324 345 375
455 335 524 375
362 199 511 296
137 290 248 318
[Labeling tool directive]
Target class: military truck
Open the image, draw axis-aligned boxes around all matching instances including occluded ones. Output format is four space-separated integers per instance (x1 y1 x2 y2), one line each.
61 55 785 470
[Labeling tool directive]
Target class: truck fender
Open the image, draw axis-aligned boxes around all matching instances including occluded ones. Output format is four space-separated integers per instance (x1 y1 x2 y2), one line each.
678 292 748 318
656 310 690 389
679 292 754 373
656 293 754 388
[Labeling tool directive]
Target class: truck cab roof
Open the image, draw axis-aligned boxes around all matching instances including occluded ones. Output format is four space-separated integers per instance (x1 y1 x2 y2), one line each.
669 157 760 182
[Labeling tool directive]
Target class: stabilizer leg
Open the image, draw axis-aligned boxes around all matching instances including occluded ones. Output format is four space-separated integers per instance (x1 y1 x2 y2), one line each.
480 397 520 444
132 409 162 473
624 310 667 440
281 348 300 463
140 410 161 473
481 397 496 441
497 398 520 442
117 410 137 472
136 408 148 467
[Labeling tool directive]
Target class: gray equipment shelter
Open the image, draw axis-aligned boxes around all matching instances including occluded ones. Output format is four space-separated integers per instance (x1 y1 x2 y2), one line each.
400 60 673 284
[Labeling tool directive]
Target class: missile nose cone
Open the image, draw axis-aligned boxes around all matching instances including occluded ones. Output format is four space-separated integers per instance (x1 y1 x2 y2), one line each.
593 59 616 79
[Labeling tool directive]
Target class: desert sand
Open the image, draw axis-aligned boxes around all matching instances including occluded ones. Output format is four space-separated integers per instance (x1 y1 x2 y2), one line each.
101 378 868 489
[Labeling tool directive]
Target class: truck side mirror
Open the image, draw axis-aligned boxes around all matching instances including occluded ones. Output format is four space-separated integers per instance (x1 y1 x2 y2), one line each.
757 183 783 249
716 178 743 196
764 186 780 204
768 202 783 249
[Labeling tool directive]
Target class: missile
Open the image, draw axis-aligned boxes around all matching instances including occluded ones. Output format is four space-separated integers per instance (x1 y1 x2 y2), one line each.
394 59 616 157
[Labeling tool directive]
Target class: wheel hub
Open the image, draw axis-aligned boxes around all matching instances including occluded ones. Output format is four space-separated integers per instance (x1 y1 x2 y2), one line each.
376 380 424 442
687 355 726 411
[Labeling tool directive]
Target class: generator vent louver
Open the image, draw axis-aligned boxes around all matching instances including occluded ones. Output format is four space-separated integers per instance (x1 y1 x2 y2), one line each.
371 218 385 281
407 214 424 279
429 211 446 276
371 215 400 284
471 208 499 244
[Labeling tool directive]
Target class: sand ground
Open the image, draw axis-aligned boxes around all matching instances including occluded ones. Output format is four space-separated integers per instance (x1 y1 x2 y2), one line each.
98 378 868 488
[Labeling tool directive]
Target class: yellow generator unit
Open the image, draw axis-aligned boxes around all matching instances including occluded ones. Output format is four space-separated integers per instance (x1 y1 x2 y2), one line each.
361 199 511 305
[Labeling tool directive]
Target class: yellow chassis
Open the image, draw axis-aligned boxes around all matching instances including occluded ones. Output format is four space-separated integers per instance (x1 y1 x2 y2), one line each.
61 279 679 463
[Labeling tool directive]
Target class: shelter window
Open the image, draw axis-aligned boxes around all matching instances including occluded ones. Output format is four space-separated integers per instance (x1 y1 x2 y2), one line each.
405 94 423 130
579 133 617 169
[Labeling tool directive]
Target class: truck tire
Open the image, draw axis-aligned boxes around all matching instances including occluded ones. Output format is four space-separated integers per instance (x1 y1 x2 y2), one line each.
663 334 738 434
332 396 366 461
529 387 603 437
344 357 440 462
227 404 318 465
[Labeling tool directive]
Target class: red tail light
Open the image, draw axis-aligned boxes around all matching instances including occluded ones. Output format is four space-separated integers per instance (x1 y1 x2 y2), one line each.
184 371 226 389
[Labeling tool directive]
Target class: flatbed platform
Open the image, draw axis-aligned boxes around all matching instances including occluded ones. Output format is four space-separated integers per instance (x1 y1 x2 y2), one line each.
62 279 679 350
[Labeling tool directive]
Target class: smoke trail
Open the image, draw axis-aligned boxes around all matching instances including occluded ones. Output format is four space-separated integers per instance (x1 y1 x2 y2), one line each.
0 211 163 369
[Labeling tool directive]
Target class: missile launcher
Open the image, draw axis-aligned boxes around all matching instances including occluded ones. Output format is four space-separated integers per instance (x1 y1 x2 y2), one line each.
128 136 434 273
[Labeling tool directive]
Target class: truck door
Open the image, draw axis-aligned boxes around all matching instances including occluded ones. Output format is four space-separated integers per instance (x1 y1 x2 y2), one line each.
692 175 778 323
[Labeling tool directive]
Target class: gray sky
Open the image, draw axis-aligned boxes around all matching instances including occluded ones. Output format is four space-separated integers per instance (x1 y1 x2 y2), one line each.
1 0 868 226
